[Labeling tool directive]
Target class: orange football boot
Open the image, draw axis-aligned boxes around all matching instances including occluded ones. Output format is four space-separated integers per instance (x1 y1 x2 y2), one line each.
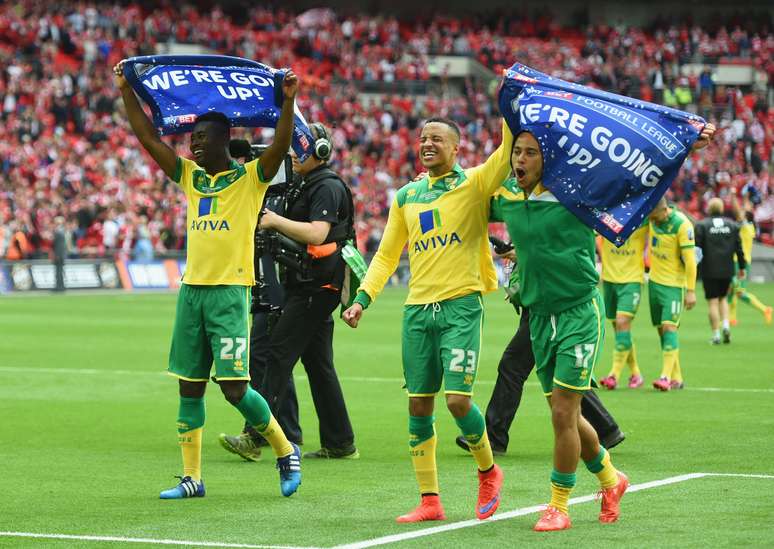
533 506 571 531
396 495 446 523
599 471 629 523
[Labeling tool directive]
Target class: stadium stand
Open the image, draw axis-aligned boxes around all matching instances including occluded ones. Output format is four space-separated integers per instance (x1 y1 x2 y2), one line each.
0 1 771 261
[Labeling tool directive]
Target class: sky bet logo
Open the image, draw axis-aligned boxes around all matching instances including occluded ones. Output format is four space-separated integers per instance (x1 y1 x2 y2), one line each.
414 208 461 253
191 196 231 231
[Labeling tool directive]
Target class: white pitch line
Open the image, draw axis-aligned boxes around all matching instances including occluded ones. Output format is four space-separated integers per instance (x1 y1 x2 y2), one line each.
0 532 317 549
0 366 772 393
2 474 771 548
333 472 774 549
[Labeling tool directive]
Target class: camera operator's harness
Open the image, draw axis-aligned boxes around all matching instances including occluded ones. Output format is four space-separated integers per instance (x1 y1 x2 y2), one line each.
257 167 367 314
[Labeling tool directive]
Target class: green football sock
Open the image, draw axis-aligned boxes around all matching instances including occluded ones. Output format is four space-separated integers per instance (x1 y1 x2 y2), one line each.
454 404 494 472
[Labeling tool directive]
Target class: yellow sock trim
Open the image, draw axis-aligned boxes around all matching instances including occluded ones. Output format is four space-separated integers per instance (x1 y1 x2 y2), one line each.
550 483 572 514
596 449 619 489
257 415 293 457
179 427 202 482
661 350 678 379
468 430 495 472
749 293 768 314
410 433 439 495
671 352 683 383
610 350 628 380
627 343 641 376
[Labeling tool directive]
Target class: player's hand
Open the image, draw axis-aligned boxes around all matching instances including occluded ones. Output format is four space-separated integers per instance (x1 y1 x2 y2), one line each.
737 269 746 280
259 209 281 230
113 60 130 90
342 303 363 328
282 70 298 101
691 123 716 151
685 289 697 310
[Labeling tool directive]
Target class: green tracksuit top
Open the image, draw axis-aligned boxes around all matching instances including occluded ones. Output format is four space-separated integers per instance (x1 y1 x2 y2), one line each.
490 178 598 315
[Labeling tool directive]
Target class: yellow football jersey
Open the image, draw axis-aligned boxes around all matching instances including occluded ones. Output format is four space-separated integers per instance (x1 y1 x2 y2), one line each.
600 223 648 284
648 208 696 290
359 122 514 305
174 157 267 286
739 221 755 263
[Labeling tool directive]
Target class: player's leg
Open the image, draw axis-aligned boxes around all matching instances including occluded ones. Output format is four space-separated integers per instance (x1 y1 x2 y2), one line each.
396 304 445 523
219 309 302 462
208 286 299 496
728 277 739 326
620 283 642 385
651 283 682 390
551 294 626 526
530 305 579 531
163 284 211 499
578 413 628 522
601 282 622 389
440 293 502 520
539 387 581 532
737 278 773 322
738 286 773 322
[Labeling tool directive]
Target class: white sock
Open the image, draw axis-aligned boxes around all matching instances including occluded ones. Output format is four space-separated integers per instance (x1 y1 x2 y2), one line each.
713 329 720 339
722 319 730 330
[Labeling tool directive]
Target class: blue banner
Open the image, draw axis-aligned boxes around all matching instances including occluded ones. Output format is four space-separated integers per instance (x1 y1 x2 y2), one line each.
123 55 315 161
498 63 706 246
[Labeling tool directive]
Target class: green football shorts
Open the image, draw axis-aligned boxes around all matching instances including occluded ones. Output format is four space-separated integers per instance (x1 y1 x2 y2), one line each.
530 291 605 395
168 284 251 382
401 293 483 397
648 281 684 327
602 281 642 320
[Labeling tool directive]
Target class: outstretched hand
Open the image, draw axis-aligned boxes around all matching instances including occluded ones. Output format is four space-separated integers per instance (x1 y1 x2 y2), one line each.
282 70 299 101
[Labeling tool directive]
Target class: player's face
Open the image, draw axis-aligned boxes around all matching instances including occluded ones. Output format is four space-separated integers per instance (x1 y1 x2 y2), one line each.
190 122 226 166
649 203 669 224
419 122 459 173
511 132 543 190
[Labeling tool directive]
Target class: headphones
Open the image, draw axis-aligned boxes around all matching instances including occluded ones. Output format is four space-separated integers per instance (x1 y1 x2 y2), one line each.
310 122 332 161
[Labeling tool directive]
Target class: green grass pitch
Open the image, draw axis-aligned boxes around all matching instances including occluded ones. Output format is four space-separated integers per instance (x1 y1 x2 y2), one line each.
1 283 773 548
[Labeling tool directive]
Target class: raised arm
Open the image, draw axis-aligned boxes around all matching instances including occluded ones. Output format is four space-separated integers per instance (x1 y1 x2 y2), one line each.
259 70 298 181
467 119 516 195
113 60 177 179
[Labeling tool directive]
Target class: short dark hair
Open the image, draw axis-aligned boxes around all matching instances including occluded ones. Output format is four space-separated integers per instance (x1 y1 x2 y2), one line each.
195 111 230 137
424 117 461 141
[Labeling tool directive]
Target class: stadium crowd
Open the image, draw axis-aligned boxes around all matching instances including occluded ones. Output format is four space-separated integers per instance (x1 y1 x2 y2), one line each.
0 1 772 261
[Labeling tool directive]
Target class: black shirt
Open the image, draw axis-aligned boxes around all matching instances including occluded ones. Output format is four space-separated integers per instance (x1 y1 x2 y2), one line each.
284 167 350 292
695 216 746 279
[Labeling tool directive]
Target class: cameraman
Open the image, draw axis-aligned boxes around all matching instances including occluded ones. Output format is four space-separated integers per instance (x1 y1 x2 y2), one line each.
218 139 303 461
257 123 358 459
